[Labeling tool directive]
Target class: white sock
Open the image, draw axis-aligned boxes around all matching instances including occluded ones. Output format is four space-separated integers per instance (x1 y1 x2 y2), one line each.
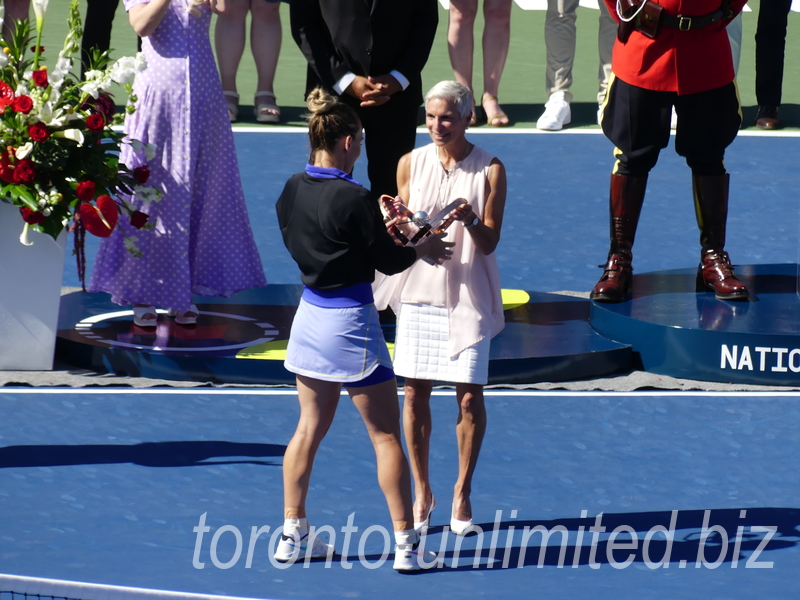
283 517 309 539
394 528 418 549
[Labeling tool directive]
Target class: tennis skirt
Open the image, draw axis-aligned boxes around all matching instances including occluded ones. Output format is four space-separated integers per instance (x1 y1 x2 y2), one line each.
284 298 393 383
393 303 490 385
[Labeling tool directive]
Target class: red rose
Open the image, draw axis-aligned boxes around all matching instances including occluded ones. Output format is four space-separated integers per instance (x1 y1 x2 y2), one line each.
85 113 105 132
30 45 44 53
28 122 49 142
0 81 13 106
133 166 150 184
13 158 36 183
11 95 33 114
130 210 149 229
19 206 45 225
82 93 117 122
79 195 119 237
32 69 49 88
76 180 96 201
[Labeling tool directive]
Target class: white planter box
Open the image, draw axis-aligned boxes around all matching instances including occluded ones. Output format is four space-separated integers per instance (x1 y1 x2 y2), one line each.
0 201 67 370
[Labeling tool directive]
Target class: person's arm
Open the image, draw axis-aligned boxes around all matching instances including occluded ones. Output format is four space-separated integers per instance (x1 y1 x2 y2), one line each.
290 0 350 90
451 158 507 256
396 152 412 204
128 0 171 37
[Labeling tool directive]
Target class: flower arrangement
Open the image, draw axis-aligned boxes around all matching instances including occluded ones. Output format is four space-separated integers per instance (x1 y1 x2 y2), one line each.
0 0 161 286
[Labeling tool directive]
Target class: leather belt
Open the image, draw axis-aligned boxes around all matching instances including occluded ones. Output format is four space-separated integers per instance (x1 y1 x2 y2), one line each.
661 8 725 30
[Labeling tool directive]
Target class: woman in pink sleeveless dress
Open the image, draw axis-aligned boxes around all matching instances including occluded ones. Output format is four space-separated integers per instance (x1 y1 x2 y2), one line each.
377 81 507 536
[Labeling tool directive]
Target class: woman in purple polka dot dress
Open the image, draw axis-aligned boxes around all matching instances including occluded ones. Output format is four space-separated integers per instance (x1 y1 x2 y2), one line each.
89 0 267 327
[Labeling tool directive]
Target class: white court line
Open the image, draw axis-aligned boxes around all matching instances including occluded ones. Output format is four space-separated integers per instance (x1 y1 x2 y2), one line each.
0 574 274 600
2 388 800 398
231 125 800 138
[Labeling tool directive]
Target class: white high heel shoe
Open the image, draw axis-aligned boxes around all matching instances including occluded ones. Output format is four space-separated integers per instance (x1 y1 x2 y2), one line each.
413 497 436 532
450 503 475 536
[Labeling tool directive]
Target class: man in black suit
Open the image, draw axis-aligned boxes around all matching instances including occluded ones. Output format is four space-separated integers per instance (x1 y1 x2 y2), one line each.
291 0 439 196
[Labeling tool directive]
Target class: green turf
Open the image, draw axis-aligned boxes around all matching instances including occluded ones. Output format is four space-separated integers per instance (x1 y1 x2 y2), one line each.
36 1 800 129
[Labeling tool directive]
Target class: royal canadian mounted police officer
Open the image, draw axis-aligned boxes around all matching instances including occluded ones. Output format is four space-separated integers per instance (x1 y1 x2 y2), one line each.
592 0 749 303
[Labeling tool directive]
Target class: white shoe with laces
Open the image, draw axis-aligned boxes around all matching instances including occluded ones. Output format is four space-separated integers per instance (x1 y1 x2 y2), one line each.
393 529 439 572
274 519 335 562
537 91 571 131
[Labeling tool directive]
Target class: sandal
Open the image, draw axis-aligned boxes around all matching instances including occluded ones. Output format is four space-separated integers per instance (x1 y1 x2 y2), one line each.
482 93 509 127
254 90 280 124
223 91 239 122
132 305 158 328
168 304 199 326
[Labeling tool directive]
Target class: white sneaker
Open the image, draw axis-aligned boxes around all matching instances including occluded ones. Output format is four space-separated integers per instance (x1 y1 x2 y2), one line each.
393 529 438 572
274 530 334 562
393 542 439 572
537 92 571 131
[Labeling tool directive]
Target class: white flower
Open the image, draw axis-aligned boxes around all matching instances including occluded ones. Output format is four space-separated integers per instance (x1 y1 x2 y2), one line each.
16 142 34 160
53 129 85 147
0 54 7 69
108 56 139 85
32 0 49 33
20 223 33 246
84 69 105 81
134 52 148 73
80 79 103 99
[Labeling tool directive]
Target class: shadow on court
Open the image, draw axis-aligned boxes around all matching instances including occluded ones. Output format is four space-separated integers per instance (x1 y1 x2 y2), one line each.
0 440 285 468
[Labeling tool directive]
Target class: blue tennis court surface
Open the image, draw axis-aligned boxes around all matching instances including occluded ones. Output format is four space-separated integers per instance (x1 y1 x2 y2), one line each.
1 389 798 599
61 130 800 296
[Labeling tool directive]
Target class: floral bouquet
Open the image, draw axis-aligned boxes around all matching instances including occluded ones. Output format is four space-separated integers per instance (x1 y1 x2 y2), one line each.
0 0 160 287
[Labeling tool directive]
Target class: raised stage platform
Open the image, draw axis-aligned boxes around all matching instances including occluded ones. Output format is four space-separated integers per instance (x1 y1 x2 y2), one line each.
55 285 631 385
590 263 800 386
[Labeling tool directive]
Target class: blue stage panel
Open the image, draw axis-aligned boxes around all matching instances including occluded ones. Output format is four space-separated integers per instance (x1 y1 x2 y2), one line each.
590 263 800 385
56 286 630 385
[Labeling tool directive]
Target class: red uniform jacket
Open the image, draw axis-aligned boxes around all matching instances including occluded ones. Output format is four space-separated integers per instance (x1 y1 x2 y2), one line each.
604 0 748 95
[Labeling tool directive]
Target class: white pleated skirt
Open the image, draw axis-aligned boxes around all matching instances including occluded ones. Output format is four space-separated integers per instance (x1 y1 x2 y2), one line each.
393 303 490 385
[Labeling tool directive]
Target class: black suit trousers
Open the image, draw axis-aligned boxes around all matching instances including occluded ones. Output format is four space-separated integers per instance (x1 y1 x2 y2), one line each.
81 0 121 74
755 0 792 107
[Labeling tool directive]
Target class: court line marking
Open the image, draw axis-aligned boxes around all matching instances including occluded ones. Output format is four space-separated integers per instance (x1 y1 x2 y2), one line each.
0 573 274 600
228 126 800 138
1 388 799 397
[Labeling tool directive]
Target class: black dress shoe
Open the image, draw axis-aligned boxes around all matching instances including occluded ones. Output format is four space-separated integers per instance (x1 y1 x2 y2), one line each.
755 106 780 130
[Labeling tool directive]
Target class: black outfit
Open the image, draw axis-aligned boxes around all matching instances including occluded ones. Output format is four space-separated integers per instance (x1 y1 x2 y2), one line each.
276 174 416 290
81 0 120 75
755 0 792 107
602 79 741 177
290 0 438 196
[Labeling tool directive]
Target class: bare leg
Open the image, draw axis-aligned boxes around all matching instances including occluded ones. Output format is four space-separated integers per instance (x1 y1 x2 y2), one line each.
448 0 478 124
348 378 413 531
249 0 281 94
3 0 29 42
452 383 486 522
214 0 249 93
481 0 512 124
282 375 341 518
402 378 435 525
